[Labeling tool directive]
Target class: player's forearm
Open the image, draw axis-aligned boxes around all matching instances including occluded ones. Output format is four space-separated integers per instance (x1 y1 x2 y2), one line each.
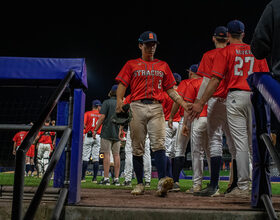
170 102 180 119
183 110 191 127
166 88 184 106
198 76 221 105
116 83 126 106
94 114 105 132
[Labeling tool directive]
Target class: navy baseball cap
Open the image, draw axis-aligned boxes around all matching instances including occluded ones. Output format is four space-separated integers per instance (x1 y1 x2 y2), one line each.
138 31 159 44
227 20 245 34
189 64 198 73
92 99 102 106
173 73 182 83
111 84 118 92
214 26 228 38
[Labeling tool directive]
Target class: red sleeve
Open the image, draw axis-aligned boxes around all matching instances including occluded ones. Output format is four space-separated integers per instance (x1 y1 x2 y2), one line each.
162 63 176 91
13 133 18 142
212 48 228 79
84 112 88 125
177 80 187 98
197 53 212 79
115 61 133 88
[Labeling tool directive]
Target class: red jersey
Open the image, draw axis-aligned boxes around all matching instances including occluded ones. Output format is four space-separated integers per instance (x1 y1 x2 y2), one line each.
116 58 176 102
84 109 102 135
38 131 55 145
161 91 182 122
13 131 27 146
212 43 269 91
177 78 207 117
197 48 228 98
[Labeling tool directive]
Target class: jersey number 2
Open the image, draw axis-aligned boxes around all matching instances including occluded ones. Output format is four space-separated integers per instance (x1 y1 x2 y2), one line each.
234 56 254 76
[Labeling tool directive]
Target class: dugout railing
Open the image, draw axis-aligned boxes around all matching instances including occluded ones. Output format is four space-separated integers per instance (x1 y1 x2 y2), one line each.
0 71 74 220
0 57 87 220
248 72 280 220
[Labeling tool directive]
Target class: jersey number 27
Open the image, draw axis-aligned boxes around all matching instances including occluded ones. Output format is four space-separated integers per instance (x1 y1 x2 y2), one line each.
234 56 254 76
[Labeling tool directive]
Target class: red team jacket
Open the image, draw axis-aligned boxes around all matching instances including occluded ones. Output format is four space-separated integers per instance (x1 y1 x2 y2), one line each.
116 58 176 102
211 43 269 91
84 109 102 135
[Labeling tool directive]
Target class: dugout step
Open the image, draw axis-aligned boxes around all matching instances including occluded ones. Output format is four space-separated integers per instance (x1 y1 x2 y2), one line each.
0 186 60 201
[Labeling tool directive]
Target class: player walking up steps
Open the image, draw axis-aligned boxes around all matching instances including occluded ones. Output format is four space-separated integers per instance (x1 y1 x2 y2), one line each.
115 31 190 197
189 20 269 198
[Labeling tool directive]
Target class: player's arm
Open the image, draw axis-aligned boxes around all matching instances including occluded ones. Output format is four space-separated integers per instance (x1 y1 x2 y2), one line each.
168 102 180 129
13 141 17 155
189 75 221 120
93 114 105 138
166 88 191 114
116 83 127 113
182 110 191 136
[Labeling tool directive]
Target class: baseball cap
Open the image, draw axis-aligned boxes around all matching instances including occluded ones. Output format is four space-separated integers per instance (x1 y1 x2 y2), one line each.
213 26 228 38
173 73 182 83
111 84 118 92
227 20 245 34
189 64 198 73
138 31 159 44
92 99 102 106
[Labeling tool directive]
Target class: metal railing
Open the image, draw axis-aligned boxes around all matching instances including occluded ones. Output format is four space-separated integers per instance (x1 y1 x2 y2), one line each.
0 70 75 220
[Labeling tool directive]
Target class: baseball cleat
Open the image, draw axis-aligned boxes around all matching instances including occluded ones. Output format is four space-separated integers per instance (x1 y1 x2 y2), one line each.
155 177 174 197
169 182 180 192
194 185 220 197
185 185 202 194
225 187 250 198
122 181 132 187
131 183 145 195
144 181 151 188
113 178 120 186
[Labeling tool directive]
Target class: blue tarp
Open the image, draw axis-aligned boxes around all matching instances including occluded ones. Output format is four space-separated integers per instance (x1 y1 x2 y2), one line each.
0 57 87 88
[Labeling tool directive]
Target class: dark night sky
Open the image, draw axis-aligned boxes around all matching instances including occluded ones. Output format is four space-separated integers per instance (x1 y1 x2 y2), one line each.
0 0 271 110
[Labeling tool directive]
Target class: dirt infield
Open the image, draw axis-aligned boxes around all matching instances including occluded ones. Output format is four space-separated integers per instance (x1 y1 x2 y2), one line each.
79 188 280 211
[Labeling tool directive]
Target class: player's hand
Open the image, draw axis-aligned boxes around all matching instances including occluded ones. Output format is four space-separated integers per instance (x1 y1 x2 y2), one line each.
116 99 124 113
13 150 16 155
181 101 193 114
168 118 173 129
188 100 203 121
93 130 97 139
181 124 190 137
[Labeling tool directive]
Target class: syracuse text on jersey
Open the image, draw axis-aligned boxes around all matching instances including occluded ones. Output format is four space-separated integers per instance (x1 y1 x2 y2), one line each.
133 69 164 78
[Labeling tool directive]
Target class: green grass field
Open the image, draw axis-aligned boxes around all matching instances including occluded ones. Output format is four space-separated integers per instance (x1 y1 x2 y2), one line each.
1 171 280 194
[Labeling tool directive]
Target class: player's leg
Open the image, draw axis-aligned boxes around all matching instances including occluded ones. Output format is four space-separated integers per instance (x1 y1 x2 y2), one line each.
43 144 51 175
30 157 35 176
188 116 207 193
112 140 121 186
99 138 112 185
91 135 101 183
222 111 238 194
25 156 31 176
123 129 133 186
226 91 252 197
143 135 151 187
147 103 173 197
37 143 44 176
172 118 190 191
81 135 92 181
195 98 223 197
130 102 148 194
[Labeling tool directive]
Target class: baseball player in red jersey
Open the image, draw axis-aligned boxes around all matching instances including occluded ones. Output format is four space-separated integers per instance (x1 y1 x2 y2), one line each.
115 31 190 196
192 26 237 197
12 122 36 177
190 20 269 198
37 119 56 176
161 73 182 178
169 66 210 193
82 100 102 183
